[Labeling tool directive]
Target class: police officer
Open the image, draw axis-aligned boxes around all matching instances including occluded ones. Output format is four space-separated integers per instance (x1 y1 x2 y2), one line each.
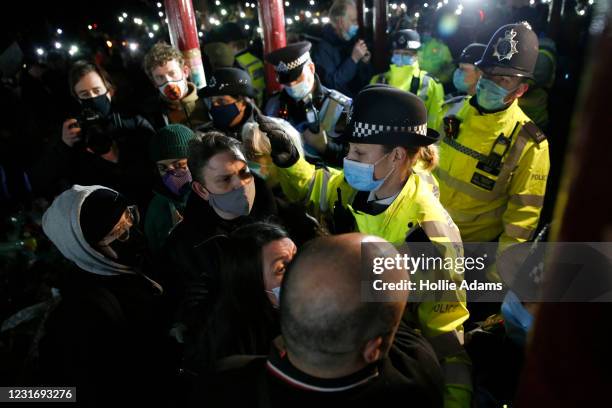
264 41 351 166
434 22 550 277
431 43 486 131
371 29 445 129
451 43 487 97
197 67 303 185
518 36 557 130
259 85 472 408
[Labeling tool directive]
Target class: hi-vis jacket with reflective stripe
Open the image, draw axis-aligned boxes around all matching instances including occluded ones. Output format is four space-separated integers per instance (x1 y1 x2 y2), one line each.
277 157 472 407
277 157 467 333
236 51 266 104
434 97 550 249
370 62 445 129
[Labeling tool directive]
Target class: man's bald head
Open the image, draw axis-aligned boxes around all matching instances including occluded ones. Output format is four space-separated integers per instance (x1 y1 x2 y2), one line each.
280 233 409 373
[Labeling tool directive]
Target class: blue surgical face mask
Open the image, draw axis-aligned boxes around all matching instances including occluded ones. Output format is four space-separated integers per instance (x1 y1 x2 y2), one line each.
391 53 416 67
266 286 281 308
453 68 468 93
343 153 394 191
501 291 534 346
284 71 313 101
476 78 515 111
210 102 241 129
344 24 359 41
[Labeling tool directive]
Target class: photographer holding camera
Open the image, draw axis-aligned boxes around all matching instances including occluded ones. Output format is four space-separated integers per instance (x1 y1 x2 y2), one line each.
30 61 156 210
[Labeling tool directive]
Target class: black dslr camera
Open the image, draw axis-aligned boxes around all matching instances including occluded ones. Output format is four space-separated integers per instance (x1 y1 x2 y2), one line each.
71 108 114 155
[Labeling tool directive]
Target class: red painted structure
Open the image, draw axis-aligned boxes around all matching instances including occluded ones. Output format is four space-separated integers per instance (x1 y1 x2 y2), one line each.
164 0 206 89
258 0 287 94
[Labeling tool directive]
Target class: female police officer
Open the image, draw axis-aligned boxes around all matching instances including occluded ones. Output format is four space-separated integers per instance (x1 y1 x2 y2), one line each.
259 84 472 408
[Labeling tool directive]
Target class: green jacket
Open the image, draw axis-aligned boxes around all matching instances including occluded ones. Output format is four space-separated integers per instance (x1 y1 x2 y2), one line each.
144 190 189 252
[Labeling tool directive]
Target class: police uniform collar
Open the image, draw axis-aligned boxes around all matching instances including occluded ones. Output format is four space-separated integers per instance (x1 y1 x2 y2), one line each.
266 339 380 392
311 74 326 104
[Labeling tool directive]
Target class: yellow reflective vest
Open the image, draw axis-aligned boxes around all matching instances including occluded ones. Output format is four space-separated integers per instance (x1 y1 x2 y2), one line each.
276 157 472 407
434 97 550 253
370 63 445 129
236 52 266 105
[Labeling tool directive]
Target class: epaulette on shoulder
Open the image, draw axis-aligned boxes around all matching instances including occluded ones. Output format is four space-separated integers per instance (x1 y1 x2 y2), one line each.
327 89 352 107
521 121 547 144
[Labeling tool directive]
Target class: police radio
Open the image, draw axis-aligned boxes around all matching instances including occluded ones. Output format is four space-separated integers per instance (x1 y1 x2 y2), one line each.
476 121 519 176
303 95 320 133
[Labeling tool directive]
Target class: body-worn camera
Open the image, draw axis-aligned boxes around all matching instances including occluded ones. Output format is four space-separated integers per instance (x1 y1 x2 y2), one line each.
70 108 114 155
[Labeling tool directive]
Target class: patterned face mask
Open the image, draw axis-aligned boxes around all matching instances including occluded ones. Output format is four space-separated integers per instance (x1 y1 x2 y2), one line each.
162 168 192 196
158 75 188 101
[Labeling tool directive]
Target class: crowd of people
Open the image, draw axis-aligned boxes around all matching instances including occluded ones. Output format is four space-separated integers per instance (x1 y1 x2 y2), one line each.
1 0 579 406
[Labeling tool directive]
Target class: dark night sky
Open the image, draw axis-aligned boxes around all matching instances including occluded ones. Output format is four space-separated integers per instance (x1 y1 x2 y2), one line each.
1 0 160 47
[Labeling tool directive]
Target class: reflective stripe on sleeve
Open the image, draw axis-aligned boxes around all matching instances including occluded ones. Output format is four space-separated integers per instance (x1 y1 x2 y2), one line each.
421 220 462 243
505 223 535 240
509 194 544 207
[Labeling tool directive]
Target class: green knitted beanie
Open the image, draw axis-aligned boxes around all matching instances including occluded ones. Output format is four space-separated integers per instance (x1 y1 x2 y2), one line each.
150 124 197 162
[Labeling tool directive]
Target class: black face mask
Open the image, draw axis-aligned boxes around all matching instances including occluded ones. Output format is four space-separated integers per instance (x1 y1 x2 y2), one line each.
80 93 112 117
108 228 147 267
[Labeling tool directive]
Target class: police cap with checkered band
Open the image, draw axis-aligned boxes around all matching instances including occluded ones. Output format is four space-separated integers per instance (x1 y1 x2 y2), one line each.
197 67 257 99
265 41 313 84
345 84 439 147
475 22 539 79
391 29 422 51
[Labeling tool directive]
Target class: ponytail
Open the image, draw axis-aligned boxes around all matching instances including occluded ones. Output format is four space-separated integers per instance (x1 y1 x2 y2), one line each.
417 144 439 171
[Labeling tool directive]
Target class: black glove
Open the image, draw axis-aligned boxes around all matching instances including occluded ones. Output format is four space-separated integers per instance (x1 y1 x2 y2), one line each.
332 188 356 234
257 115 299 168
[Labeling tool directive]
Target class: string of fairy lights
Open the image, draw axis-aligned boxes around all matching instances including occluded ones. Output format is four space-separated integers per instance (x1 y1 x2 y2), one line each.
31 0 597 60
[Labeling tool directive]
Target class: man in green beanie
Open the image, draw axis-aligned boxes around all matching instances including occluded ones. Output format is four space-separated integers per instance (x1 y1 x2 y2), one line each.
145 124 198 251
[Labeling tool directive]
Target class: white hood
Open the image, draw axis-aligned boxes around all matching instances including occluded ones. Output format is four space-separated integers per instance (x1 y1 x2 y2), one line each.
42 185 138 276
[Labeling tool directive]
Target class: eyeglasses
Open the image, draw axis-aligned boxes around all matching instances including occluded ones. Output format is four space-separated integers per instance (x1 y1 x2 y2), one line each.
99 205 140 245
157 159 188 174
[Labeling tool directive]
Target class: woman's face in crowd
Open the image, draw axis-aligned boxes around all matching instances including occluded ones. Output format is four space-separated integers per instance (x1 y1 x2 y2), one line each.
262 237 297 306
210 95 247 112
346 143 400 180
74 71 110 101
157 158 189 177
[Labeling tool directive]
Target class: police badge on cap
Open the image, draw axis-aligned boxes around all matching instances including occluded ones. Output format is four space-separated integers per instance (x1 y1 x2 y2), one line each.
391 29 422 51
265 41 313 84
197 67 257 98
345 85 439 147
476 22 539 79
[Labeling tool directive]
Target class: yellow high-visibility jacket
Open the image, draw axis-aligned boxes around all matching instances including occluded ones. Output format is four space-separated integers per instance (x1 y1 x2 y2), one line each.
434 97 550 253
370 62 445 129
276 157 472 407
236 51 266 105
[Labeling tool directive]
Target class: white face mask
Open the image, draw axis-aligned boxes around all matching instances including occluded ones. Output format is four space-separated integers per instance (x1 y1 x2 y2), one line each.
158 74 188 101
